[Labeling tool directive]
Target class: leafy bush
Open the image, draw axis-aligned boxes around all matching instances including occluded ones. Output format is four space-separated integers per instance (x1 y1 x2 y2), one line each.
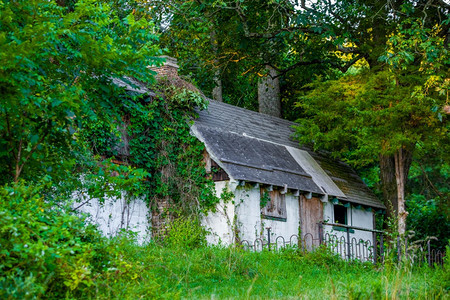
406 194 450 251
163 216 208 250
0 183 109 299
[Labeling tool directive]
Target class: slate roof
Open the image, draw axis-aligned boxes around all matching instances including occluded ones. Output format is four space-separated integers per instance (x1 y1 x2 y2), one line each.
192 100 385 209
112 77 155 96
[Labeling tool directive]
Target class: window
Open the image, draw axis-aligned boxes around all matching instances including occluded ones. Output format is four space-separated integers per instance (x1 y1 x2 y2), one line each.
260 188 287 221
333 205 347 225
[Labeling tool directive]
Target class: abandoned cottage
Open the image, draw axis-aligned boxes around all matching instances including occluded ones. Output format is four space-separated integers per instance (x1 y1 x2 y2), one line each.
76 57 386 252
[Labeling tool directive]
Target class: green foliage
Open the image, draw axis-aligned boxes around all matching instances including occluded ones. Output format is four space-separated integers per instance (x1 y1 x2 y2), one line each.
0 0 161 184
406 194 449 251
444 242 450 290
125 88 218 214
80 81 219 215
260 191 270 209
0 182 110 299
163 217 208 250
405 149 449 250
295 70 447 166
155 0 339 116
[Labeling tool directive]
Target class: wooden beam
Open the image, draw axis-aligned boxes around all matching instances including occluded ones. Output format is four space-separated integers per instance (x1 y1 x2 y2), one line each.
293 189 300 197
304 191 312 199
280 184 288 195
266 185 273 192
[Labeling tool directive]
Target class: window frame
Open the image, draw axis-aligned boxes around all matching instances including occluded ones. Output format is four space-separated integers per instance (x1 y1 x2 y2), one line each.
333 204 348 225
260 187 287 222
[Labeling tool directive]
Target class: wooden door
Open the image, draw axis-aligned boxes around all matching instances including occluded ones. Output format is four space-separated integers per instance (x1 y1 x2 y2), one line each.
299 196 323 249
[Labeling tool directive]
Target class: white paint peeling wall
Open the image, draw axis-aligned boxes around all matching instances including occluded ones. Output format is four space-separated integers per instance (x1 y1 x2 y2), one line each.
234 185 300 246
202 181 235 245
73 192 151 244
260 194 300 242
204 183 301 248
234 185 263 243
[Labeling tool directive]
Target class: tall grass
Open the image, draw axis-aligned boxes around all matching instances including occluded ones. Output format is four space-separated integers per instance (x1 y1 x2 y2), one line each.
89 238 448 299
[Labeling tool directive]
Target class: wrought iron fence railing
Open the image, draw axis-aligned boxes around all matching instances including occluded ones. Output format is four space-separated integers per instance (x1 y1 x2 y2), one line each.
239 223 446 266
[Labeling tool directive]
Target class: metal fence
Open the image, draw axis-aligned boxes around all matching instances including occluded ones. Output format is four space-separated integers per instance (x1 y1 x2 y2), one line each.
239 223 446 266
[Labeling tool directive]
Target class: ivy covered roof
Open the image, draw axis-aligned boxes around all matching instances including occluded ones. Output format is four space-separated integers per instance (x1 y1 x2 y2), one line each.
192 100 385 209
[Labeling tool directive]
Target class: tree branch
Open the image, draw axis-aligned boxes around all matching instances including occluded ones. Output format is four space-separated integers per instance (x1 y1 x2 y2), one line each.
17 130 49 178
419 163 444 198
337 44 360 54
268 59 324 78
14 138 23 183
234 1 316 39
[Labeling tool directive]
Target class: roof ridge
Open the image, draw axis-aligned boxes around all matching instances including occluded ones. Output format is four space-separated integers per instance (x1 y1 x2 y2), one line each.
207 99 297 126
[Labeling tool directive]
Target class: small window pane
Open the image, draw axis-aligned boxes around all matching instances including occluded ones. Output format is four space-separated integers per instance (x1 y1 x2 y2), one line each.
334 205 347 225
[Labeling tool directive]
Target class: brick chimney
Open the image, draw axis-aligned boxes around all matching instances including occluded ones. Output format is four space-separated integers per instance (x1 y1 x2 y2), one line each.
149 56 179 79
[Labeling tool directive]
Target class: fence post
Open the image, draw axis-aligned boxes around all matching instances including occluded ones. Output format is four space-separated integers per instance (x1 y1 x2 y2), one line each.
380 233 384 263
404 237 408 260
267 227 271 252
373 233 378 264
318 223 323 245
427 240 431 267
397 236 401 263
346 227 351 260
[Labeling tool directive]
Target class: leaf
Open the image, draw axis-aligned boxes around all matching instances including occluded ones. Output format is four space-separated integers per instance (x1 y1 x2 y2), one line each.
125 13 135 27
52 99 63 107
30 134 39 144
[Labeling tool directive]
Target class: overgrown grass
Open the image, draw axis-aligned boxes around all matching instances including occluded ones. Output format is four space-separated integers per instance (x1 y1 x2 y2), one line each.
1 184 448 299
90 238 448 299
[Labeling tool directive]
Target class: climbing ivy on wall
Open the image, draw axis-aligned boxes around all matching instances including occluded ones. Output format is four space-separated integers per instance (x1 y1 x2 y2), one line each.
81 80 219 216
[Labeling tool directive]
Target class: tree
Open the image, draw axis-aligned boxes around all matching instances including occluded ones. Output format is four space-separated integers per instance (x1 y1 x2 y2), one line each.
294 6 449 234
0 0 161 185
149 0 347 116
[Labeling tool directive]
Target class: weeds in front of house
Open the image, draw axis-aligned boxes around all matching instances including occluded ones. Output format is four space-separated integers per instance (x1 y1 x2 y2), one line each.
88 240 447 299
1 184 448 299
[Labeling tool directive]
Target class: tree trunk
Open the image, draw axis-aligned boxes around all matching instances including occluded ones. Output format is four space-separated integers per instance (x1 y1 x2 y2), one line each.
258 65 281 117
379 146 413 235
212 70 223 102
210 28 223 102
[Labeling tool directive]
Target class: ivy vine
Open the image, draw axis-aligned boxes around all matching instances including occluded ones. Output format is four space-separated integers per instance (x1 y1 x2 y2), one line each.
80 78 219 217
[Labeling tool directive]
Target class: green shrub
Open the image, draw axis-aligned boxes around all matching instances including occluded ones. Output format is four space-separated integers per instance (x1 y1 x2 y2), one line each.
0 183 109 299
163 216 208 250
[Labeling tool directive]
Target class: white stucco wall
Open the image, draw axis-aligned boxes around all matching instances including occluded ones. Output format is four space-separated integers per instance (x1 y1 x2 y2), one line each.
73 192 150 244
259 193 300 246
323 202 375 260
234 185 300 248
234 185 263 243
204 183 301 249
202 181 235 245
